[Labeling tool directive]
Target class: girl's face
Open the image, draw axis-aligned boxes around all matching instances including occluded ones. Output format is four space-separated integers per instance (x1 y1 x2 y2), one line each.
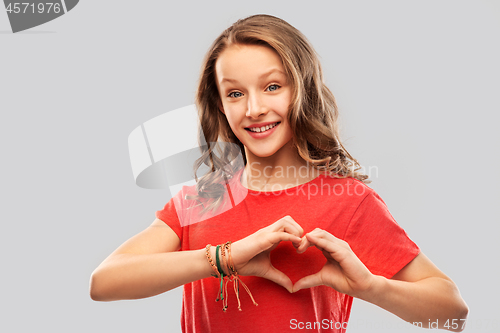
215 44 294 160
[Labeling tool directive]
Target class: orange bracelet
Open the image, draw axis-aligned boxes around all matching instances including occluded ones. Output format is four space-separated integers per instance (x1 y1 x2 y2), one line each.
206 241 258 311
205 244 220 278
226 241 237 275
219 243 230 311
226 241 258 310
221 241 230 275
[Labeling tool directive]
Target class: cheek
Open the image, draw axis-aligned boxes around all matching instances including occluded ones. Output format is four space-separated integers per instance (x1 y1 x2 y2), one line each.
223 110 238 128
222 108 244 139
223 104 244 124
273 91 292 115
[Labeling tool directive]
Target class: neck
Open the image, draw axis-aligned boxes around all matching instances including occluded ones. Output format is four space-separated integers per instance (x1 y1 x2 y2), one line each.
241 140 320 191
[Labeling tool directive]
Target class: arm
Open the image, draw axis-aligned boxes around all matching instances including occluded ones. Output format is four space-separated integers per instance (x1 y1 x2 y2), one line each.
366 252 469 331
89 218 211 301
293 229 469 332
89 216 304 301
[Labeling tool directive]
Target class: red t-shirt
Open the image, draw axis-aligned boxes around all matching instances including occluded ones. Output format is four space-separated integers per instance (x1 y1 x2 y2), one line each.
156 168 420 333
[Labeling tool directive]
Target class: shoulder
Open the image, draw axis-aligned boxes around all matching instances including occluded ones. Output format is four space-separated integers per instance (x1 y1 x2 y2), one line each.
169 176 234 218
316 172 375 201
170 183 203 208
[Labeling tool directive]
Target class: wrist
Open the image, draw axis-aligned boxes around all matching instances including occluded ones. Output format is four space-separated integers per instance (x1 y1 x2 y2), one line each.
358 274 387 303
227 239 243 271
207 244 231 276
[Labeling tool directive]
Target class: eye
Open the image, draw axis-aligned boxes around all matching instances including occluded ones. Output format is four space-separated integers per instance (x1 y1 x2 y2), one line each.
266 84 281 92
228 91 243 98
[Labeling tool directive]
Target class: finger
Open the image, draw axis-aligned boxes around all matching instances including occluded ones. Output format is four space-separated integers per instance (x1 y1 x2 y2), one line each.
266 231 302 247
292 272 324 292
297 228 337 253
277 216 304 238
296 235 313 254
262 266 294 293
308 228 342 244
287 228 303 248
307 229 350 249
306 232 340 252
305 233 351 263
281 215 303 231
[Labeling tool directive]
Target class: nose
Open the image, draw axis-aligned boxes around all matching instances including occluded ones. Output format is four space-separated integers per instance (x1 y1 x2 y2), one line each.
246 93 268 119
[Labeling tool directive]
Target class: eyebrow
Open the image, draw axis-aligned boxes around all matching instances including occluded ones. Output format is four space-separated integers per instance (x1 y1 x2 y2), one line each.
219 68 286 84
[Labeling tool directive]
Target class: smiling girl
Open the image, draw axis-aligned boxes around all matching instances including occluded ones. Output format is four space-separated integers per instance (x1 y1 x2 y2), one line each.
90 14 468 333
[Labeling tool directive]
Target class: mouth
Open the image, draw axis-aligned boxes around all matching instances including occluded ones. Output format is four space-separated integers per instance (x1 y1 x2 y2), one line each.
245 122 281 133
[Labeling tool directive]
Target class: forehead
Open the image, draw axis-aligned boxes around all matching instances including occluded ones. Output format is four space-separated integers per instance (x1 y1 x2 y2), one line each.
215 44 286 83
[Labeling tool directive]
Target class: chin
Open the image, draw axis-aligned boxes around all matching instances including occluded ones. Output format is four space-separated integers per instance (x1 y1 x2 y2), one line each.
255 152 277 158
243 145 276 159
249 150 276 158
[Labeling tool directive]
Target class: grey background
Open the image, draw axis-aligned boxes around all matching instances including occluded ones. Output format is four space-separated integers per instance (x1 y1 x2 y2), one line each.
1 1 499 332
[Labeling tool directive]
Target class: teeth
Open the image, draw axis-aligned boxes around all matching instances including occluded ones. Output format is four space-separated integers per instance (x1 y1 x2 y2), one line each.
249 122 278 133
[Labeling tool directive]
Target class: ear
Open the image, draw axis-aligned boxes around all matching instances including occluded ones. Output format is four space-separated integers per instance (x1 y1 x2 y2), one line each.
218 100 225 115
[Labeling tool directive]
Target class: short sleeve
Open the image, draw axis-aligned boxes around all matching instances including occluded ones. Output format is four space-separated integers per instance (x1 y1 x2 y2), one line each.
155 189 184 242
344 191 420 279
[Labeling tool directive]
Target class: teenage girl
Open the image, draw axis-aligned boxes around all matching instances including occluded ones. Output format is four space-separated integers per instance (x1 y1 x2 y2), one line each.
90 14 468 333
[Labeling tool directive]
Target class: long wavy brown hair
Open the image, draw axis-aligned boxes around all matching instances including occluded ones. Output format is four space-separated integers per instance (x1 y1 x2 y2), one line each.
185 14 369 215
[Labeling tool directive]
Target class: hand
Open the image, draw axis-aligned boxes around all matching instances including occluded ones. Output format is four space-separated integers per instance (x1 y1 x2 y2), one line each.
230 216 303 293
293 228 376 299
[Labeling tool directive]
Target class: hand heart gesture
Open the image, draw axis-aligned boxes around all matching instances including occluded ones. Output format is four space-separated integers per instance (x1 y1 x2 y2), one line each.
293 228 375 299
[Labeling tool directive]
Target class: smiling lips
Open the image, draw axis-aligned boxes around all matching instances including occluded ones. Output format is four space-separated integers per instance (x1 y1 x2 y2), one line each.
246 122 281 133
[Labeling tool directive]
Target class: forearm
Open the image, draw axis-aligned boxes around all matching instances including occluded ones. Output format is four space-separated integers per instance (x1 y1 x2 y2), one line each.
90 249 213 301
361 276 469 331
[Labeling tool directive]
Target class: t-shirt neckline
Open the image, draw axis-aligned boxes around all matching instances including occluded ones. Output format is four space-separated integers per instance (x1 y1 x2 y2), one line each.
233 167 326 195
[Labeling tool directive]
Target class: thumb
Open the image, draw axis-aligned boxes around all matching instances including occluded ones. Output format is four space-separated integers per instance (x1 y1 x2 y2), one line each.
262 266 294 293
293 273 323 292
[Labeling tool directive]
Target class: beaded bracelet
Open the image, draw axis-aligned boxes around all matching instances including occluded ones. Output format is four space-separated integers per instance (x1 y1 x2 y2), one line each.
220 241 229 274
